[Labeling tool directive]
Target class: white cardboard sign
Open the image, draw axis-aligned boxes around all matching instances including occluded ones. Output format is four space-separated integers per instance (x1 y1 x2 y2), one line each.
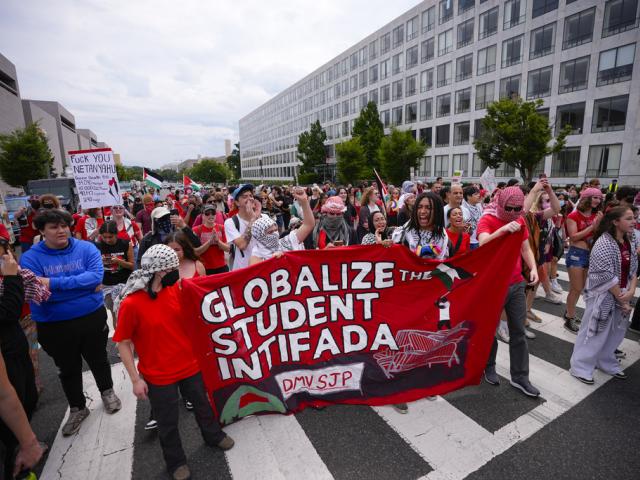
68 148 121 208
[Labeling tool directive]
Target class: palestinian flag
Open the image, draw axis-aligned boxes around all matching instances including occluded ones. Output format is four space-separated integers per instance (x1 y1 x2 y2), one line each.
143 168 163 189
183 174 201 192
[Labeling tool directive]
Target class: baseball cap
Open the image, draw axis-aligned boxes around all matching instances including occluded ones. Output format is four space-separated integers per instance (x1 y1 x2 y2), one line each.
232 183 254 201
203 204 216 213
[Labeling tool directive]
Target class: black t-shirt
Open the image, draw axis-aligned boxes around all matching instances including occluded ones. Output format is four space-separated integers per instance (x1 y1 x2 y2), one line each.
99 239 132 285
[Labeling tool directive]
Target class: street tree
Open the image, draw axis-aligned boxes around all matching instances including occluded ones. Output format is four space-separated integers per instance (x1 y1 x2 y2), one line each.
473 97 570 183
352 101 384 171
226 142 241 179
297 120 327 177
336 138 367 185
0 122 54 187
188 159 230 184
379 127 427 185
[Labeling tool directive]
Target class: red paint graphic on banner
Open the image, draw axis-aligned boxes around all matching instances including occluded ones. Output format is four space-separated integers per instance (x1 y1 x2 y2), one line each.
180 232 523 425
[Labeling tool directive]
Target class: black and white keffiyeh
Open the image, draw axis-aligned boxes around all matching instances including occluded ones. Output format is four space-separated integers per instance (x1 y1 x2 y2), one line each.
113 244 179 315
252 216 298 258
584 231 639 336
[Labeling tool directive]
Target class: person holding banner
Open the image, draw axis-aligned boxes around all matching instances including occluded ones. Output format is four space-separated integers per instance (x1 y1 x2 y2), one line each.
249 187 314 265
224 184 266 271
114 245 234 480
443 185 464 228
310 196 357 249
357 187 381 242
392 192 449 260
445 207 471 256
477 186 540 397
361 211 395 247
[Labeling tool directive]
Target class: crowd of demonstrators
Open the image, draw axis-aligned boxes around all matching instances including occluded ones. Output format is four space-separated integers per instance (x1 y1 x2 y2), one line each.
3 176 639 479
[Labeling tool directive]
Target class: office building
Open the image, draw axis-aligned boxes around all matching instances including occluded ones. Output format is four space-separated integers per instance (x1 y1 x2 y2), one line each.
239 0 640 185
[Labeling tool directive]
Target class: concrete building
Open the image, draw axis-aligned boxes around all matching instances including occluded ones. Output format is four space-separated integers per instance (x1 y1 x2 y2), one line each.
225 139 232 157
22 100 64 176
0 53 26 193
77 128 98 150
239 0 640 186
26 101 79 174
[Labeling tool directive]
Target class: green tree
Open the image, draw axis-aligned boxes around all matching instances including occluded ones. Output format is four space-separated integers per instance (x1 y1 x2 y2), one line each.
352 101 384 171
473 97 570 183
0 122 54 187
157 168 179 182
336 138 367 185
297 120 327 175
188 159 230 184
226 142 241 179
379 127 427 185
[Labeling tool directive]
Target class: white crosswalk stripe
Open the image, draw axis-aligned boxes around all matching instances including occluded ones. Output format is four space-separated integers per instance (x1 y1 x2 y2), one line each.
37 261 639 480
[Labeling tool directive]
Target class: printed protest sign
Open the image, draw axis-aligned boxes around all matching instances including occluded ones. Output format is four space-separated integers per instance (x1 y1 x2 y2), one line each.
68 148 121 208
181 231 524 425
451 170 463 185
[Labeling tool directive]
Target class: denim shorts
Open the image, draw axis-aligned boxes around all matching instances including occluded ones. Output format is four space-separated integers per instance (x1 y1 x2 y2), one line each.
566 246 589 269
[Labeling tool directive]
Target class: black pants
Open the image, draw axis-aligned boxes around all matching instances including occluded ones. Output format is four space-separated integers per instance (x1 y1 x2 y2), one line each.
37 307 113 409
205 266 229 276
486 282 530 382
0 348 38 480
147 372 225 473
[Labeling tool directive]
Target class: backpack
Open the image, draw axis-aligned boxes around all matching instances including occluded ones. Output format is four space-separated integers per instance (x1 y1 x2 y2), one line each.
228 215 244 261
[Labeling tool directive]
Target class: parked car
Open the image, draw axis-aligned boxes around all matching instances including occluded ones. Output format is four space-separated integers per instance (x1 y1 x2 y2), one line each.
4 195 29 241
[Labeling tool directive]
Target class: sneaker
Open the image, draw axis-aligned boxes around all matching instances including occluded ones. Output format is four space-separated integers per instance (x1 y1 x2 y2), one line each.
544 291 563 304
184 400 193 411
497 326 510 344
144 418 158 431
101 388 122 414
62 407 90 436
525 328 536 340
172 464 191 480
550 278 563 294
614 349 626 360
392 403 409 414
426 396 437 401
510 379 540 397
564 314 580 334
613 371 627 380
570 373 594 385
217 435 235 450
484 366 500 386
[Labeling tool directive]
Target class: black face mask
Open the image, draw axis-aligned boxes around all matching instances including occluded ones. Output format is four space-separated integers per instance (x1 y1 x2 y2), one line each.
161 269 180 288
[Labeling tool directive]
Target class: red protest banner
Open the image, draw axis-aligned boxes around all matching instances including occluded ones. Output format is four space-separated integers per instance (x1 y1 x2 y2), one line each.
181 231 523 425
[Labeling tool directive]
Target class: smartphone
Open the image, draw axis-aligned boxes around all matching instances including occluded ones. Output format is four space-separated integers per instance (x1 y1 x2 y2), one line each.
538 173 547 179
334 240 345 246
170 208 179 216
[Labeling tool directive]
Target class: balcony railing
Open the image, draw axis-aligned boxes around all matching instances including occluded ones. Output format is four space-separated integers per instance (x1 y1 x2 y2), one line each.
562 32 592 50
602 17 639 38
478 26 497 40
596 64 633 86
477 64 496 75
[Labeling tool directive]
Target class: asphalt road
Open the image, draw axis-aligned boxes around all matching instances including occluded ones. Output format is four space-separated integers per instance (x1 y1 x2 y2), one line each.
28 262 640 480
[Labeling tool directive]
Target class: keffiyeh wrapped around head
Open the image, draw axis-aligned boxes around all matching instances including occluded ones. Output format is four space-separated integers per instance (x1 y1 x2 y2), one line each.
252 216 280 252
113 244 179 315
495 186 525 222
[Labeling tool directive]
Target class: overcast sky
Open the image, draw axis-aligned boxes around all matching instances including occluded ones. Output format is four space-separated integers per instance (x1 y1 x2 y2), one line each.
0 0 419 168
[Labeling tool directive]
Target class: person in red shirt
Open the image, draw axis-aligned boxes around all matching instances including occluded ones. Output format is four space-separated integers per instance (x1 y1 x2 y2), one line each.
445 207 470 256
74 208 104 241
477 186 540 398
16 197 40 253
135 194 155 235
114 244 234 480
193 204 230 275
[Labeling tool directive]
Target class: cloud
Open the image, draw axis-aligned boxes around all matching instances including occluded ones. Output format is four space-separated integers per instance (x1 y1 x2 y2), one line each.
0 0 419 168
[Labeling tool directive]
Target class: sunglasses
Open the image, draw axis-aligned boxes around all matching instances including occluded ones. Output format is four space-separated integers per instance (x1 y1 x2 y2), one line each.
42 203 55 208
504 205 523 212
112 206 125 210
203 211 215 216
326 212 342 217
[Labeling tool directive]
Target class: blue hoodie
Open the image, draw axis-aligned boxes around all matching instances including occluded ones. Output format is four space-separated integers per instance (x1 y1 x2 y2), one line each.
20 238 104 322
